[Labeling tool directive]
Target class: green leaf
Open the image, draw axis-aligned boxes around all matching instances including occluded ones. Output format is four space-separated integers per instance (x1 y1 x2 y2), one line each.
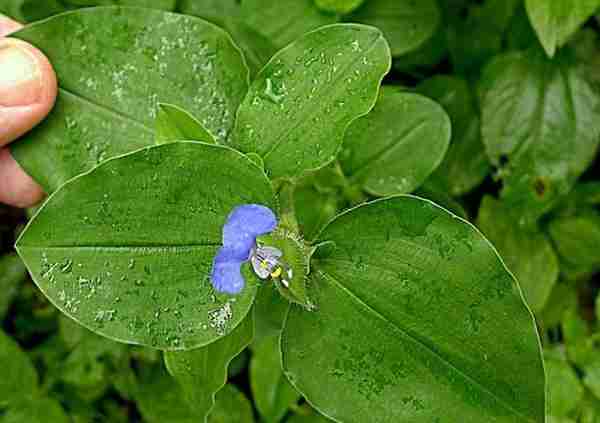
0 330 38 407
11 7 249 192
233 24 391 180
480 48 600 225
545 348 584 418
347 0 441 57
294 181 341 242
164 312 254 421
1 397 70 423
340 87 451 196
209 384 255 423
477 196 558 312
178 0 240 22
282 196 545 422
287 409 333 423
0 254 26 320
155 104 216 145
16 142 274 350
63 0 176 9
254 285 290 344
241 0 337 48
549 210 600 273
417 76 490 196
525 0 600 57
315 0 365 15
250 335 300 422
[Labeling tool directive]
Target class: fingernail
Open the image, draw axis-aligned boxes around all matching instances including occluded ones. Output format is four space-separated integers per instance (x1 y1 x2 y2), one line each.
0 39 42 107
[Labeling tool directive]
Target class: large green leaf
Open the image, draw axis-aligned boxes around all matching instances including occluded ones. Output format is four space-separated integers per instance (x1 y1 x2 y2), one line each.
250 335 300 422
417 76 490 196
282 196 545 422
340 87 451 196
480 48 600 226
164 312 254 421
16 142 274 350
525 0 600 57
348 0 441 57
232 24 391 180
241 0 337 48
10 7 249 192
0 330 38 407
477 196 558 312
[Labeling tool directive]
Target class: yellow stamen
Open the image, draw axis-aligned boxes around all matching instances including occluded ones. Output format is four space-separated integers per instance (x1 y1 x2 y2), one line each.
270 267 283 278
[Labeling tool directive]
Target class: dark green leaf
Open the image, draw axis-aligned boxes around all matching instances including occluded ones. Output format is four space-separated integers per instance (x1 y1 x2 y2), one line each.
417 76 490 196
315 0 365 15
283 196 545 422
164 312 254 420
254 285 290 344
232 24 391 180
16 142 274 350
549 210 600 272
480 48 600 225
348 0 441 57
1 397 70 423
209 384 255 423
477 196 558 312
241 0 337 48
11 7 249 192
0 254 26 320
155 103 216 144
340 87 451 196
525 0 600 57
250 335 300 422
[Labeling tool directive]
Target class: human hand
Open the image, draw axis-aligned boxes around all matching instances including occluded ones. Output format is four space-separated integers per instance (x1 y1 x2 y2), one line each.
0 14 56 207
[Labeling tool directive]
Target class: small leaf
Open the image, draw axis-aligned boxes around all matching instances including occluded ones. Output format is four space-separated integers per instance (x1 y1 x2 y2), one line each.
314 0 365 15
480 48 600 225
164 312 254 421
16 142 275 350
282 196 545 422
525 0 600 57
155 103 216 145
545 348 584 418
0 254 26 320
250 335 300 422
0 330 38 407
417 76 490 196
11 7 249 192
340 87 451 196
241 0 337 48
477 195 558 312
549 210 600 273
232 24 391 180
347 0 441 57
2 397 70 423
209 384 256 423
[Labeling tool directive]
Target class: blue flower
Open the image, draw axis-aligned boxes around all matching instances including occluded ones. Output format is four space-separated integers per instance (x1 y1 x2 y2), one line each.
211 204 278 294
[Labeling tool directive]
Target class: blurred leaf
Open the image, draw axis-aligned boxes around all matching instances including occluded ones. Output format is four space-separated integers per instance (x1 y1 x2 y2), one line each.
315 0 365 14
11 7 249 192
1 397 69 423
254 285 290 345
16 143 270 350
209 384 255 423
417 76 490 196
545 348 584 418
283 196 545 422
294 180 341 242
549 210 600 273
164 313 254 421
0 330 38 407
250 335 300 422
232 24 391 180
525 0 600 57
155 103 216 145
340 88 451 197
241 0 337 48
348 0 441 57
0 254 26 320
477 195 558 312
480 48 600 225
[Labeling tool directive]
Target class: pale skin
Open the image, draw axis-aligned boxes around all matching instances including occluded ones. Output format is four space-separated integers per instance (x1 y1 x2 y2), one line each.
0 14 57 208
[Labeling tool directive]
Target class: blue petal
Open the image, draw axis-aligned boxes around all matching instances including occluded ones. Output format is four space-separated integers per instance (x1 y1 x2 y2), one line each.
211 247 246 294
222 204 277 258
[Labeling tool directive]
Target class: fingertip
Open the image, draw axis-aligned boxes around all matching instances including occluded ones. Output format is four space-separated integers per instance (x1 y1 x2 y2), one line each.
0 14 23 37
0 147 45 208
0 38 57 146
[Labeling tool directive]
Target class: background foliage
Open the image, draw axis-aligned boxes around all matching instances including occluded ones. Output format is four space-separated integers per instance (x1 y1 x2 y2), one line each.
0 0 599 422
